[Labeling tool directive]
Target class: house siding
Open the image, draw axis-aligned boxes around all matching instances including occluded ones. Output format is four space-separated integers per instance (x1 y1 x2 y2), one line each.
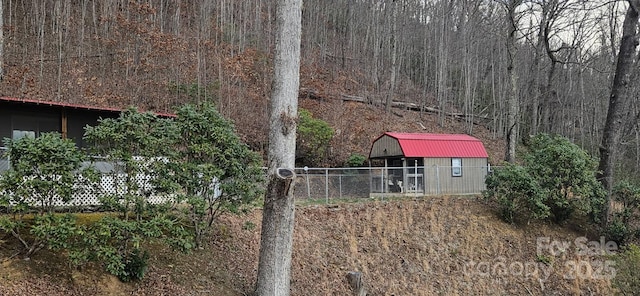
423 157 488 195
66 109 117 147
1 99 137 148
0 105 61 143
0 109 10 143
369 134 404 158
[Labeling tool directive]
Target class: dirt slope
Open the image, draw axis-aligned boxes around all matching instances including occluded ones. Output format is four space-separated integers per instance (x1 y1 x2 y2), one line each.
0 196 613 295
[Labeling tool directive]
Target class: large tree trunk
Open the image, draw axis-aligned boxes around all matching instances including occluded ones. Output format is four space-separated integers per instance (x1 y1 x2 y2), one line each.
504 0 521 163
527 3 548 136
0 0 3 81
254 0 302 295
385 0 398 113
598 0 640 227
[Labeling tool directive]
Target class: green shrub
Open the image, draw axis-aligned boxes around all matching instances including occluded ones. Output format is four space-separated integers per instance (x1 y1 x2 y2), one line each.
156 102 264 247
613 244 640 295
345 153 367 167
81 108 194 280
606 181 640 245
484 163 547 223
122 249 150 282
69 214 189 282
84 108 175 220
484 134 605 224
243 221 256 231
0 133 96 257
297 108 334 166
0 105 262 281
79 105 261 279
606 218 629 246
536 254 553 266
524 134 605 223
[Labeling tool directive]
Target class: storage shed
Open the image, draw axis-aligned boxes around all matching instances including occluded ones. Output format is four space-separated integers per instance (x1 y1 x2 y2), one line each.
369 132 489 195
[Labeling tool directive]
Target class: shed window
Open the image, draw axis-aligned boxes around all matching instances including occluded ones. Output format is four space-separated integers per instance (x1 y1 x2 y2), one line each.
451 158 462 177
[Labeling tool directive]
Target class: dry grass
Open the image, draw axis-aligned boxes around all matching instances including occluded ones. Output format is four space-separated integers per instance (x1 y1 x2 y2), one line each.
0 196 614 295
288 196 613 295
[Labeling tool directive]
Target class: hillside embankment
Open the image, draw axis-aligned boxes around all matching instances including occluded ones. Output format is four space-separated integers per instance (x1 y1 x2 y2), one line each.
1 196 614 295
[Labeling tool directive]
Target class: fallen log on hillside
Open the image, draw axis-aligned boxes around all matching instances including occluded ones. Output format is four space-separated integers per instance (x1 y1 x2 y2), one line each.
341 94 368 103
300 89 492 127
335 93 492 126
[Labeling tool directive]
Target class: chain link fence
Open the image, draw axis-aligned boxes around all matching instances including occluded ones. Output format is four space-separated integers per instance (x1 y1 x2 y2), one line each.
293 167 371 200
0 153 492 206
293 165 491 202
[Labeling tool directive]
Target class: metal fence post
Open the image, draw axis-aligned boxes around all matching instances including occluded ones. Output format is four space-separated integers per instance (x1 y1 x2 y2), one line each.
435 165 440 195
414 160 418 193
304 166 310 198
325 168 329 203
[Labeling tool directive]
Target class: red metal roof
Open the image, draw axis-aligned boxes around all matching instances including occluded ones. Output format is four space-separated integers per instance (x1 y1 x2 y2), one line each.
0 96 175 117
383 132 488 158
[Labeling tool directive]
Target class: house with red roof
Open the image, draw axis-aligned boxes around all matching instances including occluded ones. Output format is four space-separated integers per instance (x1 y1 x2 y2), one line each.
369 132 489 195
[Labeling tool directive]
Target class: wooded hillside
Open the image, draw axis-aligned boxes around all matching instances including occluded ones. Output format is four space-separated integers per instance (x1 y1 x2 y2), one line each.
0 0 634 168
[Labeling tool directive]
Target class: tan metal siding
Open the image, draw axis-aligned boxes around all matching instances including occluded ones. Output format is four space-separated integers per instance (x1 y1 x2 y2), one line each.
423 157 488 195
369 135 404 158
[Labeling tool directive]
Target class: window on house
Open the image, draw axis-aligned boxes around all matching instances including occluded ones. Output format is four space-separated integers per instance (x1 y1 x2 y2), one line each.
10 114 58 142
451 158 462 177
12 130 36 141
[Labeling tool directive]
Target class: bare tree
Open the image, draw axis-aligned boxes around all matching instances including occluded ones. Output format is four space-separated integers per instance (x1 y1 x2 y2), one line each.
435 1 451 127
254 0 302 295
460 1 482 134
0 0 3 81
598 0 640 226
386 0 398 113
503 0 522 163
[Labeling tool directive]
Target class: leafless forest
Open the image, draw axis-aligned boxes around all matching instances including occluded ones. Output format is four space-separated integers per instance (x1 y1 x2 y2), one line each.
0 0 637 173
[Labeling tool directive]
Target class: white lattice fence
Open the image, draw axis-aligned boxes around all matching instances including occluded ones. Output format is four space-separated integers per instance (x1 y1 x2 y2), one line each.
1 167 175 208
63 173 174 207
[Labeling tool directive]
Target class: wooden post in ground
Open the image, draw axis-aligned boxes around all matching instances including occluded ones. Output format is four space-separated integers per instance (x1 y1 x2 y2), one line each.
346 271 366 296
